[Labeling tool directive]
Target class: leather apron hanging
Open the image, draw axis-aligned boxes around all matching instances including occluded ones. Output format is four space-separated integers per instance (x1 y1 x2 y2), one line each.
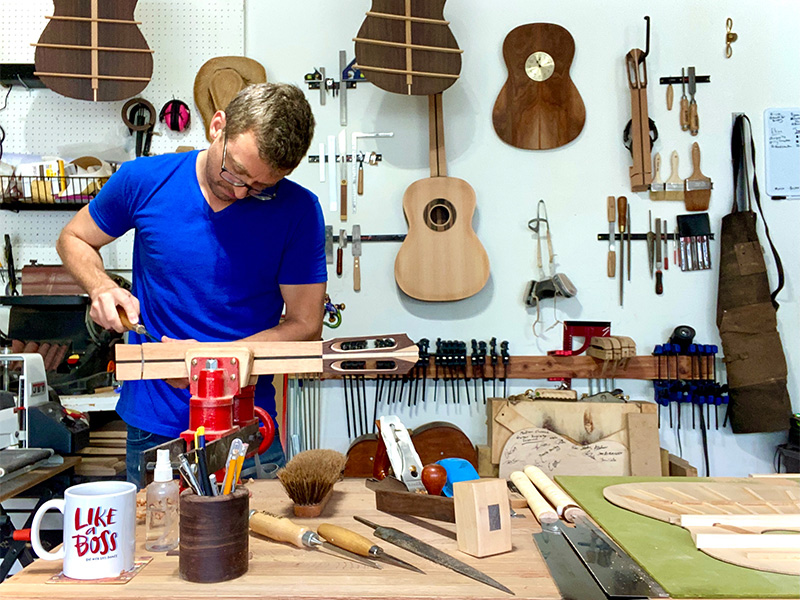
716 114 790 433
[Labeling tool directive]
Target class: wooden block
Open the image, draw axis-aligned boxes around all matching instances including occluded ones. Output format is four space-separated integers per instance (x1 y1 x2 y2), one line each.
627 412 661 476
660 448 670 476
476 444 498 477
668 453 698 477
453 478 512 558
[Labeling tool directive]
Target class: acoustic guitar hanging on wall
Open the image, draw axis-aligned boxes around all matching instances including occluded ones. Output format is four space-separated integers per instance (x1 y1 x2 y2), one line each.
492 23 585 150
394 93 490 302
354 0 463 96
34 0 153 102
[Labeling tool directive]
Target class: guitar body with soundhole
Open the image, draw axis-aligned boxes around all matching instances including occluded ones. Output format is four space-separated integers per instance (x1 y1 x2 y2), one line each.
394 94 489 301
492 23 585 150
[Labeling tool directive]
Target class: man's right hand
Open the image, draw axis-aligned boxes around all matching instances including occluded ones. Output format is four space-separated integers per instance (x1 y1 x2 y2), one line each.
90 285 140 333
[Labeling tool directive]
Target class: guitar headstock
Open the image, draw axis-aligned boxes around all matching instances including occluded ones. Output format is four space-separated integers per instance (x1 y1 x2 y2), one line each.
322 334 419 376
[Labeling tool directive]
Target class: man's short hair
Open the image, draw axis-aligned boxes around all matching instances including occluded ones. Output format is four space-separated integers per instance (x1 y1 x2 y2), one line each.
224 83 315 172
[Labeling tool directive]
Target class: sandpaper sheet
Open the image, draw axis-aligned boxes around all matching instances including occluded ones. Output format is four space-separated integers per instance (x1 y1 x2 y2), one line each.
556 476 799 599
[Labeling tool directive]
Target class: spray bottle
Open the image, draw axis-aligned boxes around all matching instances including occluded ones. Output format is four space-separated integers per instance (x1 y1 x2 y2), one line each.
145 449 179 551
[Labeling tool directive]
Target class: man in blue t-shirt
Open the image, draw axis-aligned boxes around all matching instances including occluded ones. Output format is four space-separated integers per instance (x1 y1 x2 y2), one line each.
56 83 327 487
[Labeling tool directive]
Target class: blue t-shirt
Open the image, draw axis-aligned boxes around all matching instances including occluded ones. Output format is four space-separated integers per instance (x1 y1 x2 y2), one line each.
89 151 327 438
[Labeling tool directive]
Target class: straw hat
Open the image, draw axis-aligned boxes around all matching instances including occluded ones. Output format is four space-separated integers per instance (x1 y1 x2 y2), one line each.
193 56 267 141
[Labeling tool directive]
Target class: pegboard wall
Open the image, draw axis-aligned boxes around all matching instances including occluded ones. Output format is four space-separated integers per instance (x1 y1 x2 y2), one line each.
0 0 244 270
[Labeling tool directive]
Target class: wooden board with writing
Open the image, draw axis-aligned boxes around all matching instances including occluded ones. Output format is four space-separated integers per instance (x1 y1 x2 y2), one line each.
499 427 628 479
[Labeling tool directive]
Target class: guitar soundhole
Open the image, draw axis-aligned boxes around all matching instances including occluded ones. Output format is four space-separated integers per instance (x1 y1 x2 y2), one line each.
424 199 456 232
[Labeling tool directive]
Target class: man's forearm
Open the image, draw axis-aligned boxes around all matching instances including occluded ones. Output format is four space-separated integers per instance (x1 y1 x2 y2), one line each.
241 317 323 343
56 231 117 298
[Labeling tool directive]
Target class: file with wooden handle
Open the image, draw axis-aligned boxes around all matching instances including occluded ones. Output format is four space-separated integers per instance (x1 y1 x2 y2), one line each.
318 523 424 573
606 196 616 278
249 511 381 569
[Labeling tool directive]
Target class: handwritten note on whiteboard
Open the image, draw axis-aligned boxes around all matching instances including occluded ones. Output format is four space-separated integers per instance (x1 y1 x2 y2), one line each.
764 108 800 199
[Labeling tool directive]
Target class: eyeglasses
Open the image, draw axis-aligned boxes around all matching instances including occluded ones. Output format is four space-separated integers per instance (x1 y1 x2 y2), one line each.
219 132 281 201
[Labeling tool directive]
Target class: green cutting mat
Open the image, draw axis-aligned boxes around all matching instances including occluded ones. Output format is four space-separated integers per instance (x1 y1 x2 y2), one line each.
556 476 799 598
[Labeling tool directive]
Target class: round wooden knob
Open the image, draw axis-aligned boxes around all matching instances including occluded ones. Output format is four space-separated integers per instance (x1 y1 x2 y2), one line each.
421 464 447 496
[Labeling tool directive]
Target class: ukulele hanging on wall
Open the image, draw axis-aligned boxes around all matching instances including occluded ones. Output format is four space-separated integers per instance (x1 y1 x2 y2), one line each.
492 23 585 150
354 0 463 95
34 0 153 102
394 94 490 301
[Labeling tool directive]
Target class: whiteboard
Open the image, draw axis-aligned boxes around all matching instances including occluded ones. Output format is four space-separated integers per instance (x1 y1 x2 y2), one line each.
764 108 800 199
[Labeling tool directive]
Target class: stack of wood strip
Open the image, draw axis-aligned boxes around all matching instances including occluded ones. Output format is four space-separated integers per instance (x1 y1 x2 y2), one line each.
75 419 126 477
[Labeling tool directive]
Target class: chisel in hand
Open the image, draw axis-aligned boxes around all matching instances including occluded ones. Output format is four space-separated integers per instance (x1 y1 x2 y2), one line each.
116 305 159 342
318 523 424 573
249 511 381 569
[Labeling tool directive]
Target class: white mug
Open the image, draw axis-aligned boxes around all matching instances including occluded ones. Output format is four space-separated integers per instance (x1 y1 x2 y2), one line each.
30 481 137 580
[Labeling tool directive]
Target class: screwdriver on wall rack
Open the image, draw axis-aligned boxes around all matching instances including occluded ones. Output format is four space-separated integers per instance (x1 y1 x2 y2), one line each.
679 68 690 131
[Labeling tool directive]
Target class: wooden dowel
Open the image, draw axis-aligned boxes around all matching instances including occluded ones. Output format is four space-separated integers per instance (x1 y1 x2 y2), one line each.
45 15 141 25
355 64 459 79
32 42 154 53
34 72 151 82
365 11 448 25
352 37 462 54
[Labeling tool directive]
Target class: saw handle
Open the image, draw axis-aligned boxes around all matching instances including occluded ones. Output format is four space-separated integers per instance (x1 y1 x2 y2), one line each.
523 465 581 521
510 471 558 525
249 511 309 548
318 523 373 556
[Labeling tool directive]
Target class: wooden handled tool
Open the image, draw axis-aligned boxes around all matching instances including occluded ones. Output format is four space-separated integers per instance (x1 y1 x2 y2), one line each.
679 67 689 131
510 470 558 524
666 84 673 111
664 150 684 201
684 141 712 211
357 158 364 195
249 511 381 569
655 218 663 295
352 224 362 292
617 196 627 306
607 196 616 278
688 67 699 136
318 523 424 573
523 465 583 521
650 153 665 200
116 305 158 342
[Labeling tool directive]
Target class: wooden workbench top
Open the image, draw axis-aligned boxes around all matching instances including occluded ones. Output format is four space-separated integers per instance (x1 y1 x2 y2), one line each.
1 478 559 600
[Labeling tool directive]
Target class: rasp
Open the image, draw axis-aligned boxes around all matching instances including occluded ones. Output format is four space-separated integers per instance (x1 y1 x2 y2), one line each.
354 516 514 595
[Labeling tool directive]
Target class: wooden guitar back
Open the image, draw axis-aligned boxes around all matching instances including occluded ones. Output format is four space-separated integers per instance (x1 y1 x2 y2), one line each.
394 176 489 301
492 23 585 149
354 0 461 95
35 0 152 101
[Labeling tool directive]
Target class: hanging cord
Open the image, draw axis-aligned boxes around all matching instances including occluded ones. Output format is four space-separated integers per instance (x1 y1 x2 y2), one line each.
732 114 784 309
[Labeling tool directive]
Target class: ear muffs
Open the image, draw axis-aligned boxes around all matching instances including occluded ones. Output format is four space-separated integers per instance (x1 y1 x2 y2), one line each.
159 99 191 132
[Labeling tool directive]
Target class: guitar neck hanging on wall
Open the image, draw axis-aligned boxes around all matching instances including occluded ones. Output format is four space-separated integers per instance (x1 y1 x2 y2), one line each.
34 0 153 102
354 0 463 96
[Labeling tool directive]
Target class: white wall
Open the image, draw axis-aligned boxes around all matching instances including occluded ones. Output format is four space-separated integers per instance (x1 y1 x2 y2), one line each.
2 0 797 476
